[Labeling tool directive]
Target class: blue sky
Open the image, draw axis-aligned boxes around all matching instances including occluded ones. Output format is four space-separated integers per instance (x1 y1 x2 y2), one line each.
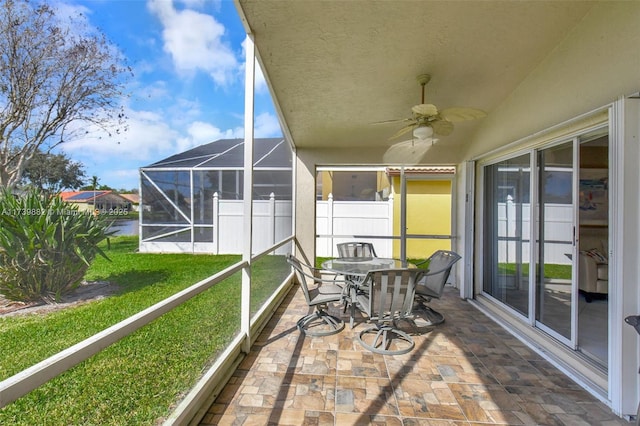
54 0 281 191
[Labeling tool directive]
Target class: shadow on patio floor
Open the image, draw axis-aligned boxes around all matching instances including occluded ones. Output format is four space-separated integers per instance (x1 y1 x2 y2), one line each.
201 285 629 425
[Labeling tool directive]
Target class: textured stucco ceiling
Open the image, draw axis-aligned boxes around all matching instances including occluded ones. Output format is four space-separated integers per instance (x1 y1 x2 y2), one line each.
236 0 595 164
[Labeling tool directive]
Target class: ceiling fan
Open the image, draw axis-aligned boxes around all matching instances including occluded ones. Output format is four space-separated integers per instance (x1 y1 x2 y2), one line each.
378 73 487 141
377 73 487 164
383 138 435 164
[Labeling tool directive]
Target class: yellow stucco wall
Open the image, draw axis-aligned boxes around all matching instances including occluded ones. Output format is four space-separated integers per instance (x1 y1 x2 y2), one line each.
392 179 452 259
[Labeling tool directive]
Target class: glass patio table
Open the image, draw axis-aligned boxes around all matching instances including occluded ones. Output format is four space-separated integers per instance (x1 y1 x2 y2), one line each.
322 257 416 278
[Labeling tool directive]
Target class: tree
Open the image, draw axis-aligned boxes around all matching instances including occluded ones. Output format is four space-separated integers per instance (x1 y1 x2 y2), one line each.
0 0 131 189
21 150 86 195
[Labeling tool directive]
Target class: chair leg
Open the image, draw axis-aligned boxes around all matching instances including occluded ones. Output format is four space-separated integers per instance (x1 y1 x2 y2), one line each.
350 303 356 329
342 283 357 328
297 308 345 336
420 306 445 326
356 324 415 355
415 297 445 326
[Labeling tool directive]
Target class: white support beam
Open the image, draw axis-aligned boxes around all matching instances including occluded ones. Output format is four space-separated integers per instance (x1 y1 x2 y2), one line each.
241 35 255 354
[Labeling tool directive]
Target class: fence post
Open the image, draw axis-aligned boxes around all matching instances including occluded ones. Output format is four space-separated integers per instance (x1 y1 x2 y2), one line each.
387 192 394 258
269 193 276 247
328 193 334 257
213 192 219 255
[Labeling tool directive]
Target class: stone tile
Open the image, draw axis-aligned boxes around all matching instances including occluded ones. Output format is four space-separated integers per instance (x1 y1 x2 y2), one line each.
335 412 403 425
527 359 584 390
278 374 336 411
337 350 388 377
200 285 631 426
393 378 466 420
385 355 444 382
447 382 524 424
292 348 337 375
488 360 557 388
335 376 398 416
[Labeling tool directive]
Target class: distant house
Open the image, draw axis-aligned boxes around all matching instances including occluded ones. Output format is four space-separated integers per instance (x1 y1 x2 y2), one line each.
59 190 132 213
119 193 140 212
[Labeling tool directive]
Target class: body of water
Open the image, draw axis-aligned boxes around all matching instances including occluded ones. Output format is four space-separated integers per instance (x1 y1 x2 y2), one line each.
109 219 139 236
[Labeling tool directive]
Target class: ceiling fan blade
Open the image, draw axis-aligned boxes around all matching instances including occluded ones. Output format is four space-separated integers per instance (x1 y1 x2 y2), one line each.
388 122 417 140
371 117 415 125
439 107 487 122
411 103 438 117
431 120 454 136
383 139 435 165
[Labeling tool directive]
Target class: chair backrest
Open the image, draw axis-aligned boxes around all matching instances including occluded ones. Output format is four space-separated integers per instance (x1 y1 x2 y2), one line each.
337 242 377 258
286 253 313 304
416 250 462 299
360 268 423 324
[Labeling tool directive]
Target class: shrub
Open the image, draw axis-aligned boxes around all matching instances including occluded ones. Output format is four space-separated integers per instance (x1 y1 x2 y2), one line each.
0 189 114 303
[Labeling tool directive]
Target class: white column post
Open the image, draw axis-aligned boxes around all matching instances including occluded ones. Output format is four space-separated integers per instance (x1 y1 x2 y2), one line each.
241 35 256 353
611 96 640 416
462 160 475 299
213 192 220 255
269 192 276 247
190 169 195 253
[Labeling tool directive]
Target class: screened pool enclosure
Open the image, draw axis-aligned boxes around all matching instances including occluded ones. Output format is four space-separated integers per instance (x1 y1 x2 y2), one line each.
139 138 293 253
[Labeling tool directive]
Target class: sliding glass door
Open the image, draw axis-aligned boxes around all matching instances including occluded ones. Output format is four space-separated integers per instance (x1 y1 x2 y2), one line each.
483 128 609 368
535 142 576 345
483 154 531 317
483 141 576 343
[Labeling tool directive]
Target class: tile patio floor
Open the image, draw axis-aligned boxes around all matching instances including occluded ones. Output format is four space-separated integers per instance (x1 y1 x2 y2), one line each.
200 285 629 425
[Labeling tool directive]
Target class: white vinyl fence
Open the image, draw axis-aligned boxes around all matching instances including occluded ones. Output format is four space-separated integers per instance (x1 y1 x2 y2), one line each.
316 193 395 258
141 193 572 265
140 193 292 255
498 200 573 265
214 195 293 255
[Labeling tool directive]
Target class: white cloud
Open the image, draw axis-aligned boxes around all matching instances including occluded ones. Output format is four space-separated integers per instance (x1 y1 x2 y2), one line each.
170 113 281 153
133 79 171 104
175 121 243 152
147 0 238 86
241 36 268 94
63 108 279 170
51 2 91 25
101 168 140 190
178 0 207 9
63 108 179 162
254 112 282 138
165 97 203 127
254 61 268 94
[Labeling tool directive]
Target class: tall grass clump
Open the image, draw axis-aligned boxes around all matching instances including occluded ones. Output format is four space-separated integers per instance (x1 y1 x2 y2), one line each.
0 189 113 303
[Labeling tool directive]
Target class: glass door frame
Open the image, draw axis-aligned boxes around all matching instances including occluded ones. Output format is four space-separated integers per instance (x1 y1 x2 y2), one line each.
531 138 579 349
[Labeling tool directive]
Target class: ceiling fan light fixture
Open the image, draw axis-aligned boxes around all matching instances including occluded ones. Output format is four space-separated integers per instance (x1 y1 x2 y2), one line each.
413 125 433 140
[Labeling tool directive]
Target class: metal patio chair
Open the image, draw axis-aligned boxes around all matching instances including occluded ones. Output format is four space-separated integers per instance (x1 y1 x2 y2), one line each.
414 250 462 326
336 241 378 258
286 253 349 336
354 268 424 355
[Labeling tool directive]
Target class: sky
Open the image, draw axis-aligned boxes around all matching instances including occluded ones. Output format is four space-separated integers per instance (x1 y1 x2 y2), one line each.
52 0 281 191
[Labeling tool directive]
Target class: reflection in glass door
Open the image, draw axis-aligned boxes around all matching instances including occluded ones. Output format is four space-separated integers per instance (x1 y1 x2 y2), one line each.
535 142 575 344
483 154 531 317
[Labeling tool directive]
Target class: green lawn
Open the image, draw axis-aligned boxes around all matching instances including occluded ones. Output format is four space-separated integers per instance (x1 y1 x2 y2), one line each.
497 262 572 280
0 236 290 425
